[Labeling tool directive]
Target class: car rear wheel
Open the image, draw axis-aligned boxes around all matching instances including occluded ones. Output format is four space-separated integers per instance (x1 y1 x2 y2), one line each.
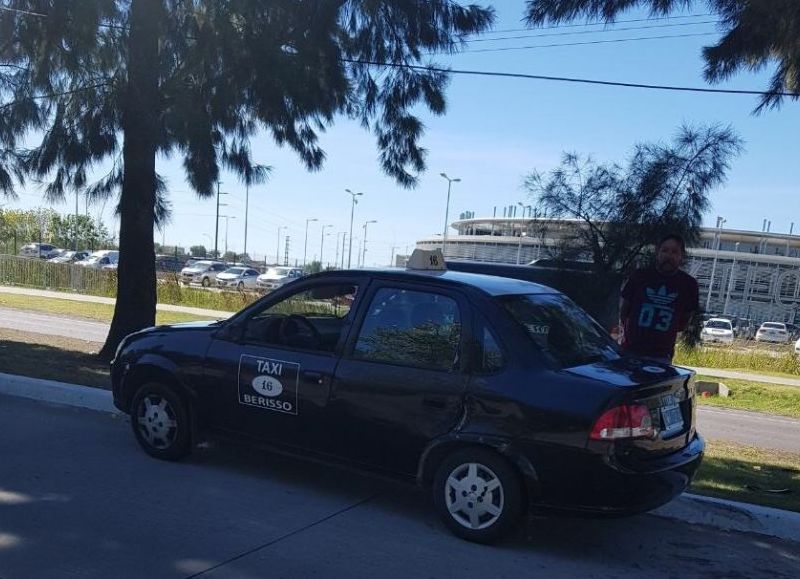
130 382 192 461
433 448 524 544
201 277 210 287
237 281 244 290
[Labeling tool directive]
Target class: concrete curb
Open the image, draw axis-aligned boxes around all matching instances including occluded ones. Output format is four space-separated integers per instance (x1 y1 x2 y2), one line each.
0 372 118 415
1 372 799 544
654 493 800 543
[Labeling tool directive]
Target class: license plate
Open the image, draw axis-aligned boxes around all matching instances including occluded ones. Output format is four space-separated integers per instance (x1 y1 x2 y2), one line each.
661 404 684 434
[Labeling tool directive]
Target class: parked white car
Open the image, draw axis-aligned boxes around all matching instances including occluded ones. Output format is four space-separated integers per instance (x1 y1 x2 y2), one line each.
755 322 790 344
215 267 260 290
256 266 304 291
180 260 228 287
795 337 800 355
19 243 61 259
77 250 119 270
700 318 735 345
48 250 91 263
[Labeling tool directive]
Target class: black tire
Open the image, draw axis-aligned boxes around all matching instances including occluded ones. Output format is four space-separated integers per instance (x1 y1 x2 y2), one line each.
433 447 524 544
201 277 210 287
130 382 192 461
237 281 244 291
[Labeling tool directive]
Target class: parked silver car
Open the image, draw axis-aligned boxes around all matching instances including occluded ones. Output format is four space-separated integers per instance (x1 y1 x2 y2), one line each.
180 260 228 287
19 243 61 259
256 266 304 291
48 250 91 263
216 267 260 290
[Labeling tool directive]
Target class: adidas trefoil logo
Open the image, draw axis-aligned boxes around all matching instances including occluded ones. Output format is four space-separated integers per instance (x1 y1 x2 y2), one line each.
646 285 677 306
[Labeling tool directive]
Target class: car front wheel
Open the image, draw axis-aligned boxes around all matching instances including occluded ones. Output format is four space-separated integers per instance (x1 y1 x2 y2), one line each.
433 448 524 543
201 277 210 287
130 382 192 461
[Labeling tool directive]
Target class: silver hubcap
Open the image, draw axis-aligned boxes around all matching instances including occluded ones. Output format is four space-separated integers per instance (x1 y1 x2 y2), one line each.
445 462 504 530
136 395 178 450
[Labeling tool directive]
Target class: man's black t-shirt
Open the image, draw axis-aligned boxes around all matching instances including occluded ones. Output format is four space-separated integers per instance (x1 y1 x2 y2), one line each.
620 267 699 359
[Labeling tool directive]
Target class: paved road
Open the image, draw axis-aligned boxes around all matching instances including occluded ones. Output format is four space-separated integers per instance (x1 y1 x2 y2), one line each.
0 395 798 579
697 406 800 452
0 306 109 343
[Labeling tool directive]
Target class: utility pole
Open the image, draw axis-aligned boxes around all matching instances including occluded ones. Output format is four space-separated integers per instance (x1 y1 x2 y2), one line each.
276 226 286 265
74 189 79 251
334 232 344 270
214 180 228 259
320 224 332 269
303 218 318 268
390 246 398 267
243 183 250 259
220 215 235 259
345 189 363 268
284 236 291 266
341 233 347 269
362 220 377 268
705 216 726 313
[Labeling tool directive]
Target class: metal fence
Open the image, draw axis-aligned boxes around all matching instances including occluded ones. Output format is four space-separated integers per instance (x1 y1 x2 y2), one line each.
0 255 117 296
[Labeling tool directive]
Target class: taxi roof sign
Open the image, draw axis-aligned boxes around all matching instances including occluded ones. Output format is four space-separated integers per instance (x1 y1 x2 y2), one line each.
407 248 447 271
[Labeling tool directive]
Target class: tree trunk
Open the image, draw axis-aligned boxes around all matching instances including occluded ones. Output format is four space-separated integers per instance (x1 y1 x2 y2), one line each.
99 0 162 360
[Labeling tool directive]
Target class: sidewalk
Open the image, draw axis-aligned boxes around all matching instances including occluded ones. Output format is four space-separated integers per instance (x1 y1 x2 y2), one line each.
0 284 233 319
1 370 799 545
684 366 800 388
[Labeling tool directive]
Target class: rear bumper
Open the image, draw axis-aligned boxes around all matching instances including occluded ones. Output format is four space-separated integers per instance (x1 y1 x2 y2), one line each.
525 434 705 516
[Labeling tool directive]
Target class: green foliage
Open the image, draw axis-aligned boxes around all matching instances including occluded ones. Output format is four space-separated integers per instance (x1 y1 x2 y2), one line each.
0 255 116 296
305 260 323 274
189 245 207 258
525 125 743 277
524 0 800 112
695 376 800 419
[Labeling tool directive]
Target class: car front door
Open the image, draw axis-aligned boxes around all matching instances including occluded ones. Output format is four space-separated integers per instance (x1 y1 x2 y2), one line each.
202 278 363 452
326 282 470 475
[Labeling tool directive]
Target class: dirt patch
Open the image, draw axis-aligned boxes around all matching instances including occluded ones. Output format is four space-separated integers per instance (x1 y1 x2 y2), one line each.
0 328 109 389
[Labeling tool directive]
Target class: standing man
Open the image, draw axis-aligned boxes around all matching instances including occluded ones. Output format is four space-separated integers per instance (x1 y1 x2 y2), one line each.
619 233 699 363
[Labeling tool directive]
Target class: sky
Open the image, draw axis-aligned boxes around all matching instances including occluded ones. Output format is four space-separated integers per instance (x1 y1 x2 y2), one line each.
3 2 798 267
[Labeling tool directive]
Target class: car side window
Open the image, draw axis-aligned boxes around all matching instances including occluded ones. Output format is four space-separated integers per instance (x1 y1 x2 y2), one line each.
477 326 505 374
242 283 359 353
353 288 462 372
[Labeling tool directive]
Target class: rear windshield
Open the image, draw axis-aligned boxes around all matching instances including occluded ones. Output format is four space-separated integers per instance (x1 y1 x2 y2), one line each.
707 320 731 329
762 323 786 330
497 293 619 368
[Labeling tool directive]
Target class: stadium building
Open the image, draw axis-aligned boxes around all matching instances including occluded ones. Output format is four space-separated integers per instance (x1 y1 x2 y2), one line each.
416 216 800 324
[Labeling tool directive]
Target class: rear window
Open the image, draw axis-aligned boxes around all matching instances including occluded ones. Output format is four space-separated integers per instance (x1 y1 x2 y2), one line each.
707 320 732 329
497 293 619 368
762 323 786 330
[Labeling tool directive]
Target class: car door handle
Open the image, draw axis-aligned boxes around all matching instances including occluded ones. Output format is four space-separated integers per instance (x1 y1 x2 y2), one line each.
422 397 447 409
302 371 327 384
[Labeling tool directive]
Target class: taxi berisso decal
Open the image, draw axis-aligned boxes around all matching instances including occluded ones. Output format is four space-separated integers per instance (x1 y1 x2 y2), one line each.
237 355 299 415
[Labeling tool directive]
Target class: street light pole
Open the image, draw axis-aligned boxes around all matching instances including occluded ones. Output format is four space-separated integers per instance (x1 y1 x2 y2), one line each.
516 232 527 265
276 226 286 265
341 233 347 269
214 180 228 258
219 216 235 259
320 224 332 269
243 183 250 260
345 189 363 268
440 173 461 257
705 216 726 313
362 220 377 267
724 241 740 315
303 218 318 268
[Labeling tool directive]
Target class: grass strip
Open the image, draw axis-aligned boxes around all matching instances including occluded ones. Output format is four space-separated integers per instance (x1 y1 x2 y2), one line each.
691 440 800 513
675 342 800 376
0 328 109 389
696 375 800 419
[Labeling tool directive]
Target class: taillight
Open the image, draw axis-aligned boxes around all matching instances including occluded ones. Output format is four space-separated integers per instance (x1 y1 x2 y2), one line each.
590 404 654 440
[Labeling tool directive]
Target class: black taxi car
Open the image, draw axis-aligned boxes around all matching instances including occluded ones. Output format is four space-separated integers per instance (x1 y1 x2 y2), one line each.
111 250 704 543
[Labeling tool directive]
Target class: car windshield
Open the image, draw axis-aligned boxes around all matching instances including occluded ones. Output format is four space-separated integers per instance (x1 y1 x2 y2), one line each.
265 267 292 277
497 293 619 368
762 323 785 330
707 320 731 329
225 267 245 275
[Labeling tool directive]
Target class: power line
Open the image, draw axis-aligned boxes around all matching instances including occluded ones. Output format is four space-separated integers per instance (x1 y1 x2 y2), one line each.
460 31 717 54
464 19 718 44
478 13 715 35
341 59 800 98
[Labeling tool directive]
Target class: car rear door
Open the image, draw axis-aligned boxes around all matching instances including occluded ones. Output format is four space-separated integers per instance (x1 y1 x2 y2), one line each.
324 281 470 475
